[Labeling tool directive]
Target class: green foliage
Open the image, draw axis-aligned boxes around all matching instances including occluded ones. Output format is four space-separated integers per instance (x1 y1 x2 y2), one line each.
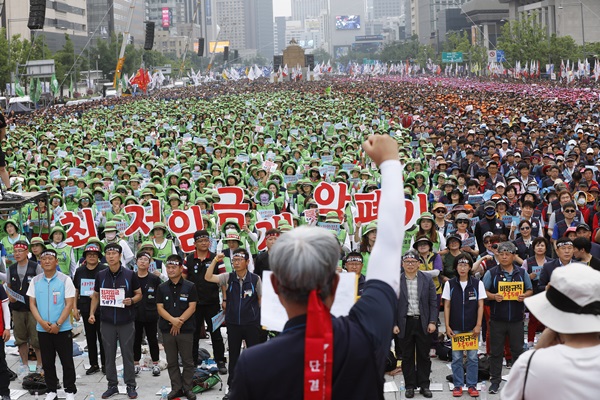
379 35 421 63
312 48 332 64
498 13 549 64
441 31 487 66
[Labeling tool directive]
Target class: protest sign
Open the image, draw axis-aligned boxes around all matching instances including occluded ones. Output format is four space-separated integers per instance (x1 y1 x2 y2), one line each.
213 187 250 229
100 288 125 308
167 205 204 253
124 199 162 236
95 201 111 213
498 281 524 301
255 212 293 251
211 311 225 332
59 208 98 248
79 279 95 297
451 333 479 351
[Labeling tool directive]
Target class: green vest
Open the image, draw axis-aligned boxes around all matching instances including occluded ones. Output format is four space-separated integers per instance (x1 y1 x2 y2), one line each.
1 234 28 265
154 239 174 263
54 245 73 275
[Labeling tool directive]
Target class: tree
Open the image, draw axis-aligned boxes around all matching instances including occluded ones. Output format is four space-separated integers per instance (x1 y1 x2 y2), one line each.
312 48 332 64
53 34 75 90
498 13 549 64
379 35 421 63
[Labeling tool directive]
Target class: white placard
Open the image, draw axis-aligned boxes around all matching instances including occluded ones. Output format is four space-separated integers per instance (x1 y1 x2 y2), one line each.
260 271 357 332
100 288 125 308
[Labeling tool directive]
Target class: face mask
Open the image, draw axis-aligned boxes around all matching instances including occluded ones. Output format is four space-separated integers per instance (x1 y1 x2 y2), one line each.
181 195 187 201
259 193 270 204
194 166 201 171
105 232 117 241
577 197 586 205
94 194 103 201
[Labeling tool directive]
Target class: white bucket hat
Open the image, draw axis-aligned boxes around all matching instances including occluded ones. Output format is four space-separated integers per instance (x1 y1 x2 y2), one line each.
525 263 600 334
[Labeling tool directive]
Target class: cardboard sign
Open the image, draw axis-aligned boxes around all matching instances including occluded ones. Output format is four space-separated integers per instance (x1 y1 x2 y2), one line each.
69 168 83 177
49 169 61 180
166 205 204 253
531 265 542 280
318 221 341 233
262 160 277 173
314 182 352 217
468 195 484 205
354 190 381 224
321 155 334 164
261 271 357 332
6 287 25 304
124 199 162 236
451 333 479 351
59 208 99 248
96 201 111 213
211 310 225 332
462 237 476 248
100 288 125 308
498 281 524 301
213 187 250 229
257 209 275 220
80 279 95 297
254 212 294 251
304 208 318 225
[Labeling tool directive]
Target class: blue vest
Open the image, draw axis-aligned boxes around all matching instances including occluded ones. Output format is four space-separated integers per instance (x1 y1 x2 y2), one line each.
488 266 526 322
448 277 480 332
30 272 73 332
225 271 260 326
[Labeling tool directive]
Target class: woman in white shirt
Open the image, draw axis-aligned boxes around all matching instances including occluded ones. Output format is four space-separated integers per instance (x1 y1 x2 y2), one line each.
502 264 600 400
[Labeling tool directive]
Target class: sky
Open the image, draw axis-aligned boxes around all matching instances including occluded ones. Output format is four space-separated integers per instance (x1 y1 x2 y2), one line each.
273 0 291 17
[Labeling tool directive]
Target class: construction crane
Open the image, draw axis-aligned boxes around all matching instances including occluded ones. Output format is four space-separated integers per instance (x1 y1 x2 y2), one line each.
113 0 138 96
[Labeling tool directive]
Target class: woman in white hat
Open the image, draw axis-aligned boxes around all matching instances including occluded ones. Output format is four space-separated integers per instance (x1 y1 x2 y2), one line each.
502 264 600 399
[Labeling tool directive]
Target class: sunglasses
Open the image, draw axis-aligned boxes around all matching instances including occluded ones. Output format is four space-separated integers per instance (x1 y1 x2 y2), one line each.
484 240 491 244
456 220 468 224
564 209 576 213
520 226 531 230
492 244 499 249
434 209 446 213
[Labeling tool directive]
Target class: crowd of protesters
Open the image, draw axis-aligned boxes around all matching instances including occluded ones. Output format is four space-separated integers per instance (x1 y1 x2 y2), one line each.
0 75 599 399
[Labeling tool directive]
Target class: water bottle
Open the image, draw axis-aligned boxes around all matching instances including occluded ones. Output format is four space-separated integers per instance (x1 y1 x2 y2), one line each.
34 392 39 400
161 385 168 400
89 392 96 400
481 380 488 400
18 364 27 379
399 380 405 400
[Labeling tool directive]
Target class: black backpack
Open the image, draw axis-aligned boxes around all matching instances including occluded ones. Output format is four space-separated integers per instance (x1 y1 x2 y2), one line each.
22 373 60 395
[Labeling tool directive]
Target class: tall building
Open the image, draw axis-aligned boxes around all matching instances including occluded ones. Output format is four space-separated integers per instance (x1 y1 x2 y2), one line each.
373 0 403 19
87 0 145 48
274 16 287 55
215 0 273 59
406 0 470 44
2 0 89 52
254 0 274 59
326 0 366 57
291 0 323 21
497 0 600 46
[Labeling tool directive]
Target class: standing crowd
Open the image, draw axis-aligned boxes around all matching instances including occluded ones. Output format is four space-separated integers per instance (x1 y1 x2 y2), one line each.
1 76 600 399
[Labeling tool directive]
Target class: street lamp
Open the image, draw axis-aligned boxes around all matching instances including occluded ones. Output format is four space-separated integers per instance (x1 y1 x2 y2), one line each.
558 3 585 45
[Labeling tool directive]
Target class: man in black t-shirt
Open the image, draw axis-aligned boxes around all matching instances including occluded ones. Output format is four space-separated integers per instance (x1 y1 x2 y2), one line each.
73 241 107 375
157 255 198 400
184 230 227 373
133 251 162 376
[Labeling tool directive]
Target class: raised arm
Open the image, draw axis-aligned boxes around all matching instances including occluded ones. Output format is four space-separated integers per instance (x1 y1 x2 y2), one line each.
363 135 404 297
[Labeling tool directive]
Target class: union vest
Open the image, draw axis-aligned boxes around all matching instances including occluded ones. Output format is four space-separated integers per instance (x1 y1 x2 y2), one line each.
447 277 480 332
487 266 526 322
8 261 38 312
225 271 260 326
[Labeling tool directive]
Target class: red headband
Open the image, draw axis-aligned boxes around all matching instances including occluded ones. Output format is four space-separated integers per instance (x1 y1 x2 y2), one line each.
14 243 28 251
266 232 280 239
